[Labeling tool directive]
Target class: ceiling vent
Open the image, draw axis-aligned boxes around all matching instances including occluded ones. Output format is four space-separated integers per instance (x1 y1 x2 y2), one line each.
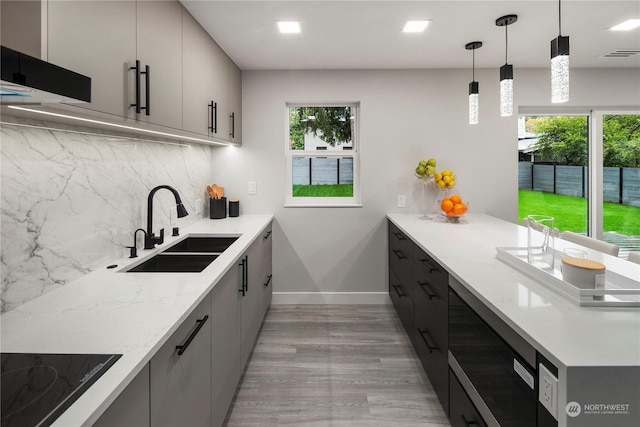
599 48 640 58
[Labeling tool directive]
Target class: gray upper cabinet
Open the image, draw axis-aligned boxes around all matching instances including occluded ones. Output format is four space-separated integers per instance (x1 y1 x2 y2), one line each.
227 59 242 144
135 0 183 130
48 0 137 119
150 293 212 427
182 11 228 140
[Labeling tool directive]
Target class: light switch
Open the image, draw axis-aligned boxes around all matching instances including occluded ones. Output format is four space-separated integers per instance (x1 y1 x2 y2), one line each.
398 195 406 208
248 181 257 195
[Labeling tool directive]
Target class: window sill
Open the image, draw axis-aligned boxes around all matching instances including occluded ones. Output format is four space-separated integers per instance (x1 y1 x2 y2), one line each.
283 203 363 208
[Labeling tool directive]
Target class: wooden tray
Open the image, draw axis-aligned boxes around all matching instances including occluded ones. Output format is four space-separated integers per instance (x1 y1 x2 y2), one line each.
496 247 640 307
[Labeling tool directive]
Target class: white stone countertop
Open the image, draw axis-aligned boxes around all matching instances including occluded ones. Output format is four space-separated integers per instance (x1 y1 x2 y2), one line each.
387 213 640 369
0 214 273 427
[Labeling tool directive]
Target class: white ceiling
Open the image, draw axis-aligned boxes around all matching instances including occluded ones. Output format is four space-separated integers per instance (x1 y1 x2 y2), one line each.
180 0 640 71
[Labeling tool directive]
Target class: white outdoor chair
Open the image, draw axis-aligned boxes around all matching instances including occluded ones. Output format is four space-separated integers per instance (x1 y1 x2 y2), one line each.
560 231 620 257
627 251 640 264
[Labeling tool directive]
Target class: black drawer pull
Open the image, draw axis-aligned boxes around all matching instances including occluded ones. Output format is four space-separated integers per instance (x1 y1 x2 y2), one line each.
418 328 437 352
176 315 208 355
263 230 272 240
392 232 406 241
419 258 438 273
230 112 235 139
418 281 436 299
392 249 405 260
392 284 406 298
264 274 272 287
461 415 479 426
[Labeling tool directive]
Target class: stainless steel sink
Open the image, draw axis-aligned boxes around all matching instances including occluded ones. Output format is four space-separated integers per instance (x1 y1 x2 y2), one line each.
161 236 239 253
126 253 218 273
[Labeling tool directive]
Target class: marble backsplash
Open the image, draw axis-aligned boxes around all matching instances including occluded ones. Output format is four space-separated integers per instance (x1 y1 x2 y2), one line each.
1 117 214 313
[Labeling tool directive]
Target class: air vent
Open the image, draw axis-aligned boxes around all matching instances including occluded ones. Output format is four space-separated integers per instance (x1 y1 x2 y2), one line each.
599 48 640 58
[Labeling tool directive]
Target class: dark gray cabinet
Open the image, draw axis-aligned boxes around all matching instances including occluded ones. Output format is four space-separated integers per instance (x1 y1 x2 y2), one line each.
388 222 415 343
414 246 448 412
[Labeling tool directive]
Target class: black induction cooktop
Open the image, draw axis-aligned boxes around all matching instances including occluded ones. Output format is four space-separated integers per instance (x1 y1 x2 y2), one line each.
1 352 121 427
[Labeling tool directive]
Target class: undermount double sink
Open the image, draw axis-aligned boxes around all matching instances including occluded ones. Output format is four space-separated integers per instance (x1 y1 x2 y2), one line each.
126 236 239 273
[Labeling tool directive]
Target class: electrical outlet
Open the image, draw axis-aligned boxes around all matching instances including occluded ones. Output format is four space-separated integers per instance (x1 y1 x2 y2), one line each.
539 363 559 420
195 199 202 215
248 181 257 195
398 195 406 208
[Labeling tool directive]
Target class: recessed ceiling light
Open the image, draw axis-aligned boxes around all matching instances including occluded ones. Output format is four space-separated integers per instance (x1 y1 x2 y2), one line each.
277 21 301 34
402 20 430 33
609 18 640 31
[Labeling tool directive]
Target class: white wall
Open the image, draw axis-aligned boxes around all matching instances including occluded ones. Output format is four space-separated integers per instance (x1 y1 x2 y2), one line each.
211 67 639 303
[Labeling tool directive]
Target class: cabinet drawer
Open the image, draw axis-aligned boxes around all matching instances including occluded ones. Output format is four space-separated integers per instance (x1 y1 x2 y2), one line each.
415 246 447 284
389 222 414 301
449 368 487 427
389 269 414 344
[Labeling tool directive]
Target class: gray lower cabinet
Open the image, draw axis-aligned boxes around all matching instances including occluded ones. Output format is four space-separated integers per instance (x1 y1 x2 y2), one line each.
239 240 261 369
94 364 150 427
258 227 273 321
150 294 212 427
211 265 241 427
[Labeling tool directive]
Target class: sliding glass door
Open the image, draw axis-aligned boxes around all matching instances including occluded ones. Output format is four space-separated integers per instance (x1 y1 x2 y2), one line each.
592 112 640 257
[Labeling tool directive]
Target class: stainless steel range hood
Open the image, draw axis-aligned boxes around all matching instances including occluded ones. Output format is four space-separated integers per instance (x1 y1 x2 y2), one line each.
1 45 91 104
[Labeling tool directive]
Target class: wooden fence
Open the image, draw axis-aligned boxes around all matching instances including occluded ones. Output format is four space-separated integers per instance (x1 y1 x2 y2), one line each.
518 162 640 207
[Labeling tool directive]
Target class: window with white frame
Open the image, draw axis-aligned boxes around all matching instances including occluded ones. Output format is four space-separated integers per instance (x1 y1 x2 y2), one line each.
285 104 361 206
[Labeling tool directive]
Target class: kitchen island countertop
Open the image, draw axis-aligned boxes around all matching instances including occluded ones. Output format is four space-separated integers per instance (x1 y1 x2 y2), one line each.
387 213 640 369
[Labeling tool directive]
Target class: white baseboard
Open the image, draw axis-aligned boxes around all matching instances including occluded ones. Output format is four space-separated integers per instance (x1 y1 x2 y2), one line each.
272 292 391 305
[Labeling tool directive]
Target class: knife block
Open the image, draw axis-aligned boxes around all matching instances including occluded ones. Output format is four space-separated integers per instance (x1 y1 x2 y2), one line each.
210 197 227 219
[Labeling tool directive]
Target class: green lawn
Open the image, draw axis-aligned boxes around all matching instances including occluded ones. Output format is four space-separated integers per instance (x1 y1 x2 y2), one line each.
293 184 353 197
518 190 640 235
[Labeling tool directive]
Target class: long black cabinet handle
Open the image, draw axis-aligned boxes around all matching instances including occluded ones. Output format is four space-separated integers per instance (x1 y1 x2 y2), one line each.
418 281 436 299
461 415 479 426
244 255 249 292
264 274 272 287
130 60 142 114
176 315 208 355
230 112 235 139
263 230 272 240
239 258 246 296
418 258 438 273
392 249 405 260
212 101 218 133
392 284 406 298
417 328 438 352
129 61 149 115
392 232 406 241
143 65 150 116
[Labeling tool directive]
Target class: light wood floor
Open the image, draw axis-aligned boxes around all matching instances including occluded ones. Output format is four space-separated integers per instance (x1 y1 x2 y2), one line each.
225 305 450 426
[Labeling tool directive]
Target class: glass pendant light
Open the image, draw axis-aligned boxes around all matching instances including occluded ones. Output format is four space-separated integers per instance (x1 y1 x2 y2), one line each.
465 41 482 125
551 0 570 103
496 15 518 117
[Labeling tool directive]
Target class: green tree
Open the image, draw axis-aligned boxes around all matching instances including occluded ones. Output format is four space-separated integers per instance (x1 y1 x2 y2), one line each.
289 107 352 149
533 116 588 165
603 115 640 167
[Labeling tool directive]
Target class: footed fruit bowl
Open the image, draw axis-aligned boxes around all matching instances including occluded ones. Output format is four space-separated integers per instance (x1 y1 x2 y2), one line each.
440 195 468 223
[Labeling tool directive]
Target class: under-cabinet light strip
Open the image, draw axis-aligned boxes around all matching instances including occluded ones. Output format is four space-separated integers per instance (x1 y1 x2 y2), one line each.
7 106 238 147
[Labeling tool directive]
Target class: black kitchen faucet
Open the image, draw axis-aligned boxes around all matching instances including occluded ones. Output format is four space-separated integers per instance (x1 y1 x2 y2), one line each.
144 185 188 249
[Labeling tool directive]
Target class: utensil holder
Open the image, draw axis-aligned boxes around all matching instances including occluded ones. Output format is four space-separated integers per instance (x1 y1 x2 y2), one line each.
210 197 227 219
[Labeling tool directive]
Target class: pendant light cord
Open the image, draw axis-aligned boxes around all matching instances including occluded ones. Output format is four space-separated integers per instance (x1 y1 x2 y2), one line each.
504 25 508 63
559 0 562 35
472 49 475 80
